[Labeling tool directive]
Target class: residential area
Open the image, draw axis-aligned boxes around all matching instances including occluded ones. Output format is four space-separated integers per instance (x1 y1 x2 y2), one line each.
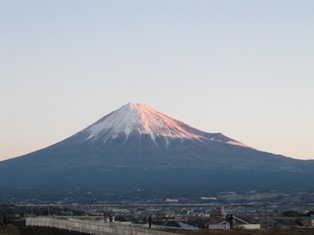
1 189 314 233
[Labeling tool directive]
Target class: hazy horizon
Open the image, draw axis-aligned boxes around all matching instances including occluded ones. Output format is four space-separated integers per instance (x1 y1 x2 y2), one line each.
1 1 314 161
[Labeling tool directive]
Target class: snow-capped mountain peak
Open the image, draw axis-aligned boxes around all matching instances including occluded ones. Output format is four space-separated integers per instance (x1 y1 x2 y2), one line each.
84 102 249 148
86 102 203 142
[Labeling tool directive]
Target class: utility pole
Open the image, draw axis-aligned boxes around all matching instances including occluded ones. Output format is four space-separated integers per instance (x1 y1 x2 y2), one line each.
264 204 268 230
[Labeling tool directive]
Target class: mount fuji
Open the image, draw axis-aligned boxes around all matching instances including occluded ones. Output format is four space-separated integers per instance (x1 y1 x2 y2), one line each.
1 103 314 197
83 102 248 149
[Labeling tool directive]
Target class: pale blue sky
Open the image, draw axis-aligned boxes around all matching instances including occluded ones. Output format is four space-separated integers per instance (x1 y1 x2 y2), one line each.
1 0 314 161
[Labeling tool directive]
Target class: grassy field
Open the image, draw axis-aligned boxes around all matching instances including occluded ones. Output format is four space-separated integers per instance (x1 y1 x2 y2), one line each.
1 224 314 235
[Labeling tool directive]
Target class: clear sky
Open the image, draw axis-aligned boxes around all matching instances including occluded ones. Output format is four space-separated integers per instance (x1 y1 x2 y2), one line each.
1 0 313 161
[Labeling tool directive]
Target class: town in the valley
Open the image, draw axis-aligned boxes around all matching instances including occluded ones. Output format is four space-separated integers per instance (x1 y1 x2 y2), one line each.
1 189 314 232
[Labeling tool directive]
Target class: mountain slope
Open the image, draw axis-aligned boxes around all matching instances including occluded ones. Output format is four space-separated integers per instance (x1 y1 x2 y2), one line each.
1 102 313 197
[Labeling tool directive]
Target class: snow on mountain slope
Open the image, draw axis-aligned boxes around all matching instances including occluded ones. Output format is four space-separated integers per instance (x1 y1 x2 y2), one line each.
84 102 249 148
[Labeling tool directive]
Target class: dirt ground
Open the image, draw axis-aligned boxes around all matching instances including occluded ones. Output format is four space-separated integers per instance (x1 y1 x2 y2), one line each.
1 224 314 235
0 224 81 235
165 228 314 235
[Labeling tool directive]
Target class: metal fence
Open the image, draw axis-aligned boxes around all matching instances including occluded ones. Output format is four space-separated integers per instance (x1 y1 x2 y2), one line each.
26 217 183 235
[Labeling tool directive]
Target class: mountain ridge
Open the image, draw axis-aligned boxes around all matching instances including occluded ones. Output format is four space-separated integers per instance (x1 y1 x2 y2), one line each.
1 102 313 198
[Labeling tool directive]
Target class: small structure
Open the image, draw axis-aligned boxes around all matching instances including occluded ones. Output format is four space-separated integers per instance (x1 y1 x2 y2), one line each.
165 198 179 203
163 220 198 230
207 215 260 230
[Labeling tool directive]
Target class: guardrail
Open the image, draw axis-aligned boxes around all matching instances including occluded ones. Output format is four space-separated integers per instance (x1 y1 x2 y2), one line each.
26 217 183 235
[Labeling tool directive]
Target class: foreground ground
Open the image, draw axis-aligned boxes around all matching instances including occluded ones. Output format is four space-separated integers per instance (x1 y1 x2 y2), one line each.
1 224 314 235
0 224 82 235
167 228 314 235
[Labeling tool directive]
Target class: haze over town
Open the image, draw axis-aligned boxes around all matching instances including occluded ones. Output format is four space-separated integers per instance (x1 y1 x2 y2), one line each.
1 0 314 161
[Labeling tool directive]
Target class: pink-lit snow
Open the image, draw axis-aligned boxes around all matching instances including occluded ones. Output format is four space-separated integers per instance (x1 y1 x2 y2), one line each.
85 102 250 148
